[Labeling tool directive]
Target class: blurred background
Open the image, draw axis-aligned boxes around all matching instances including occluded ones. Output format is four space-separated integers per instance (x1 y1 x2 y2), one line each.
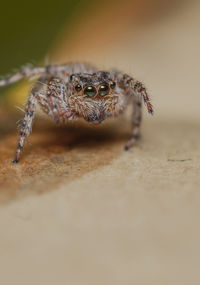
0 1 200 284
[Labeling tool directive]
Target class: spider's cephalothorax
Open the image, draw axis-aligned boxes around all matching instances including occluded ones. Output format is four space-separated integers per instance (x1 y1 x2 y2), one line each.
0 62 153 163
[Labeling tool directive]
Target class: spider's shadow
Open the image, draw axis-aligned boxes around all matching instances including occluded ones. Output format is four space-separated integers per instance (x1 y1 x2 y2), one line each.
31 118 130 151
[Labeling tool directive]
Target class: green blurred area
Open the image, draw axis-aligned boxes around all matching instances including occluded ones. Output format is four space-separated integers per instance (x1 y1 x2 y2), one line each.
0 0 92 95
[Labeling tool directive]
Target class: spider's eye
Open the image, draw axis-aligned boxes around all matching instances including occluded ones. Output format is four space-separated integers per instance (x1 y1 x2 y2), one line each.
75 84 82 92
110 81 116 89
99 84 109 97
70 74 75 81
84 86 97 97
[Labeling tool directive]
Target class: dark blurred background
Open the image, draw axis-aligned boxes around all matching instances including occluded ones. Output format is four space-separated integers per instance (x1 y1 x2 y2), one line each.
0 0 92 74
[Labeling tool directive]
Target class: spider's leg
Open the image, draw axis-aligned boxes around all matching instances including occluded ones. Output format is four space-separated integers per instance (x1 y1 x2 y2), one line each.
113 72 153 150
45 78 69 124
13 82 42 163
126 75 153 149
133 80 153 115
46 78 61 124
47 92 61 124
0 66 46 87
125 91 142 150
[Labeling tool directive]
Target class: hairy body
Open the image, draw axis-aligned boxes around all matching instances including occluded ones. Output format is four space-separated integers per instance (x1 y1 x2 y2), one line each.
0 62 153 163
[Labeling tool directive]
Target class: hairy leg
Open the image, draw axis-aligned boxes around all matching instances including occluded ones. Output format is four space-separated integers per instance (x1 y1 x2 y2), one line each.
0 66 46 87
46 78 65 124
13 82 42 163
133 81 153 115
113 72 153 149
120 73 153 115
0 64 79 88
126 76 153 149
125 93 142 150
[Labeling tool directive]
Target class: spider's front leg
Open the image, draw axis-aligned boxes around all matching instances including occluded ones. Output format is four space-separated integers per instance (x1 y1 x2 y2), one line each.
44 77 74 124
120 74 153 150
45 78 67 124
13 83 41 163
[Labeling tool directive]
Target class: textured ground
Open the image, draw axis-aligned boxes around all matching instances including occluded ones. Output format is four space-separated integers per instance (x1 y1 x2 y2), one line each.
0 1 200 284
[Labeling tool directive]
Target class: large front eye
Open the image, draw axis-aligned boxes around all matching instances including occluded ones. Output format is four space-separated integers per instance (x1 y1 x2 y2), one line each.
99 84 109 97
84 86 97 97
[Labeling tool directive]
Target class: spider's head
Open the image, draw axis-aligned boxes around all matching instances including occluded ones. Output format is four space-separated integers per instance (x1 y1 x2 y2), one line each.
69 71 117 124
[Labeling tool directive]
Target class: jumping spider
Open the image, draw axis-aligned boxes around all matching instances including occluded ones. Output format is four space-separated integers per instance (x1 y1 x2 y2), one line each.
0 62 153 163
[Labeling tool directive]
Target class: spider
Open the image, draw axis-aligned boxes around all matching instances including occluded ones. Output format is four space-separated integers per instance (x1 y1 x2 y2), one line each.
0 62 153 163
